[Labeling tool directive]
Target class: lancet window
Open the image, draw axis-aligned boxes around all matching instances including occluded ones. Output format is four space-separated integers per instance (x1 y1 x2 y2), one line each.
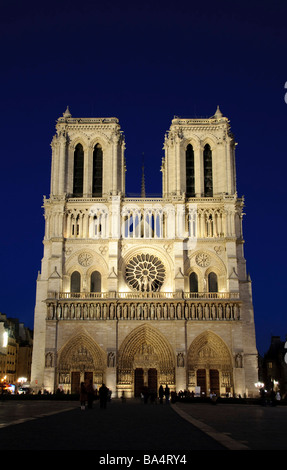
186 144 195 197
90 271 101 292
92 144 103 197
65 207 108 239
122 208 164 239
71 271 81 293
189 272 198 292
196 208 225 238
203 144 213 197
71 214 80 236
208 272 218 292
73 143 84 197
90 208 108 238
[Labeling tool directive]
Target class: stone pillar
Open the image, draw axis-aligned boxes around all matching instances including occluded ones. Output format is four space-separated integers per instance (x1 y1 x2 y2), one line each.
84 144 92 197
106 366 117 396
58 134 66 195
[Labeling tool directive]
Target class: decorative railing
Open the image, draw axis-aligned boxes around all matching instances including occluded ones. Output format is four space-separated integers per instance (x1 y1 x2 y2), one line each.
57 291 240 300
46 292 241 322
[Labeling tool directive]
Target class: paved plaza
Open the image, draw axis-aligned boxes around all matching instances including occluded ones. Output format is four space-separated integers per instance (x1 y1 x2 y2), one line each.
0 398 286 452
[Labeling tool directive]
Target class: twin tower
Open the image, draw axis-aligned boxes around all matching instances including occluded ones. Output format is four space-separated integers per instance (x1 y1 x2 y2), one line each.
50 105 236 200
31 107 258 398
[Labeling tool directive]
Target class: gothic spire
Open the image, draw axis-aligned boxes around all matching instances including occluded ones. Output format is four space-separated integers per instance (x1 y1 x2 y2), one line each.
214 105 223 119
63 106 72 118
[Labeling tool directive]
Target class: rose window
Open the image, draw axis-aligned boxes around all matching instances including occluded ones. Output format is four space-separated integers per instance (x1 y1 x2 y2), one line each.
125 254 165 292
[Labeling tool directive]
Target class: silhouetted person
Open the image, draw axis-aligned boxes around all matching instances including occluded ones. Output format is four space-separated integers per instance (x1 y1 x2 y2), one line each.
99 383 109 408
80 382 87 410
164 385 170 404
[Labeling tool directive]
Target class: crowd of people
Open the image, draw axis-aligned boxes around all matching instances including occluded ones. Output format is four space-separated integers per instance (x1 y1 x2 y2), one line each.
141 386 216 404
79 382 286 409
80 380 111 410
259 387 282 406
141 384 171 404
79 382 175 409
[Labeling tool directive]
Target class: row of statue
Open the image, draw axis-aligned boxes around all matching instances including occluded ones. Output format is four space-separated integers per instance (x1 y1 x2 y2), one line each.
47 301 240 321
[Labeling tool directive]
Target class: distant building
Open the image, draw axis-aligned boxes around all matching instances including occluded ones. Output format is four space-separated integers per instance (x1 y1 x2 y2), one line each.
0 314 33 386
31 107 258 397
260 336 287 398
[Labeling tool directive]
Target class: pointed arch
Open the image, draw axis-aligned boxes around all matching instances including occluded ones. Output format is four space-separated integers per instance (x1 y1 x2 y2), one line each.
187 331 233 395
187 330 232 367
58 330 106 372
118 324 175 371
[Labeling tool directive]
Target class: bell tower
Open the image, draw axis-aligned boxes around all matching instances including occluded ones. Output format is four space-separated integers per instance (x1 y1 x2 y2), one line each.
162 106 236 198
50 107 126 198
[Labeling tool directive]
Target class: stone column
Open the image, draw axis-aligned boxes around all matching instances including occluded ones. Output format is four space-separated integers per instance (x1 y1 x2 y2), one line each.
84 144 92 197
195 145 203 196
58 134 66 195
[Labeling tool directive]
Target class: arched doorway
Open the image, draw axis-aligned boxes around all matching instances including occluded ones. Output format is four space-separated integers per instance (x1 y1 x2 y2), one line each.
57 331 106 394
117 324 175 398
187 331 233 397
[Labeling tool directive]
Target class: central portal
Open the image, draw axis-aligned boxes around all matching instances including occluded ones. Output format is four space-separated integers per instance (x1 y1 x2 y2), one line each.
134 368 158 397
117 324 175 398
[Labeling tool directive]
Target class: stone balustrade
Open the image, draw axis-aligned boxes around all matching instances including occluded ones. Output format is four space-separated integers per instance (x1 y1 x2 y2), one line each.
46 294 241 322
57 291 239 300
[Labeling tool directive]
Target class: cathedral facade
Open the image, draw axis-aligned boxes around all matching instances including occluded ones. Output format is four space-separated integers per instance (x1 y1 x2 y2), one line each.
30 106 258 397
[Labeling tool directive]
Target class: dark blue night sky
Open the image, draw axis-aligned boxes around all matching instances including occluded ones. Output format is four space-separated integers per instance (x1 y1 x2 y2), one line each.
0 0 286 355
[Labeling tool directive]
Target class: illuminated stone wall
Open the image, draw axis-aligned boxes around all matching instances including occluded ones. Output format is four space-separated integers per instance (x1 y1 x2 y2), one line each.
31 107 258 397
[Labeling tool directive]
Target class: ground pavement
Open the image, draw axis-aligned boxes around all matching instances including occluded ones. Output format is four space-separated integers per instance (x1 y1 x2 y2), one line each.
0 397 286 452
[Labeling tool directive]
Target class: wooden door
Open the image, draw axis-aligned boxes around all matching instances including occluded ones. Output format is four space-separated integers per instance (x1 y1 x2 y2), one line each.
196 369 206 396
84 371 93 384
148 368 157 394
209 369 220 396
134 368 144 397
71 371 80 394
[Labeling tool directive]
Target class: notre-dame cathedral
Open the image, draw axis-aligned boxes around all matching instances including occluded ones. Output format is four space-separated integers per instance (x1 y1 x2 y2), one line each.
30 106 258 397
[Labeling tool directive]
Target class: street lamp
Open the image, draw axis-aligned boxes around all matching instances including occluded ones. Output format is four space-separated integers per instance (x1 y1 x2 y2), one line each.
254 382 265 395
254 381 264 389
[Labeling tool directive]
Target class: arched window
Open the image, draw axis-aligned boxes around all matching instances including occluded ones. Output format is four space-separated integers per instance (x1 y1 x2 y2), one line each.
90 271 101 292
71 271 81 293
186 144 195 197
208 272 218 293
189 272 198 292
204 144 213 197
73 144 84 197
92 144 103 197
